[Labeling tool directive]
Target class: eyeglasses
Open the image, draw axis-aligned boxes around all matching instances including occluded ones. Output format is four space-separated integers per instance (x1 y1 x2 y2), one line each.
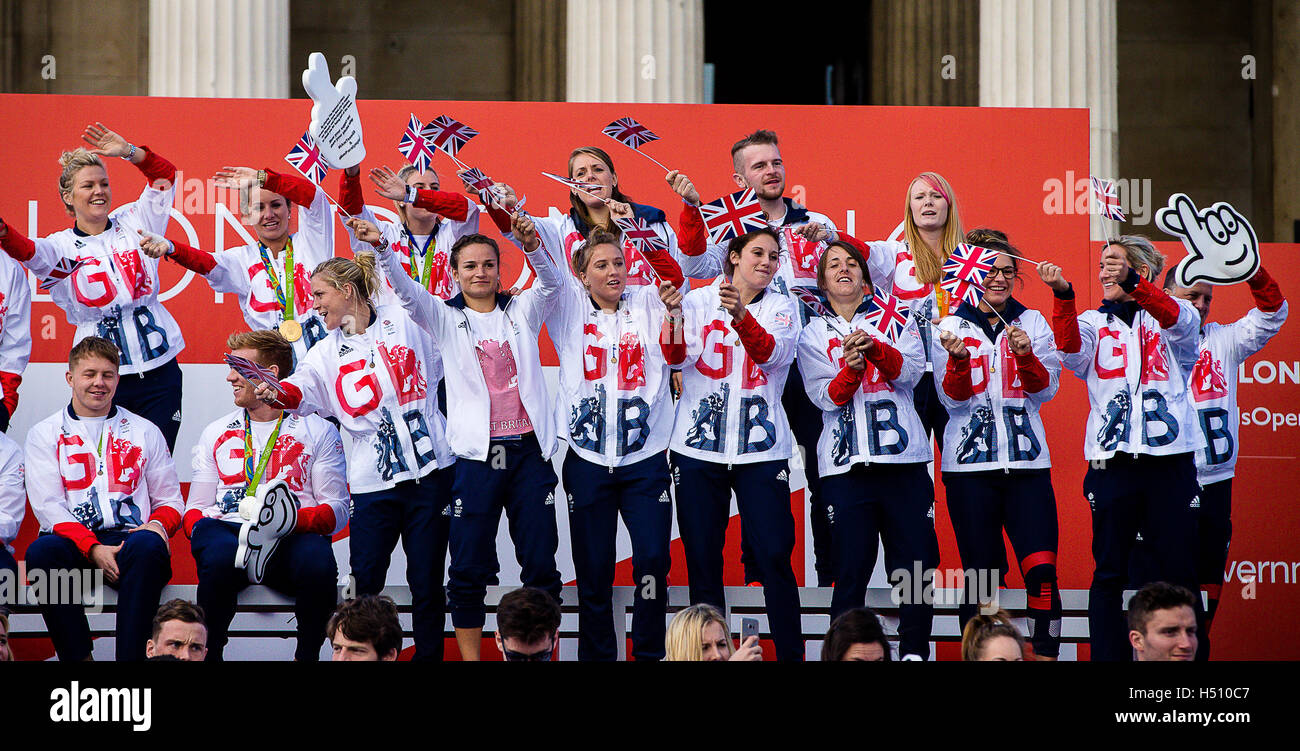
985 266 1017 279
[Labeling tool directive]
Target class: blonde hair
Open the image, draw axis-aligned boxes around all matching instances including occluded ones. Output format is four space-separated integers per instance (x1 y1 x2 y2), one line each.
396 164 439 227
58 148 107 217
903 172 964 285
665 604 731 662
312 253 380 302
1107 234 1166 281
960 609 1026 661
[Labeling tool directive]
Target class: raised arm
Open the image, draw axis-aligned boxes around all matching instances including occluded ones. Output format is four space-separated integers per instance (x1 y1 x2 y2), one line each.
346 217 447 337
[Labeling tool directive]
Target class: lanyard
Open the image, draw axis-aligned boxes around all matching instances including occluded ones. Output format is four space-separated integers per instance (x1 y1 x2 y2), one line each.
243 411 285 497
258 237 296 321
404 225 439 287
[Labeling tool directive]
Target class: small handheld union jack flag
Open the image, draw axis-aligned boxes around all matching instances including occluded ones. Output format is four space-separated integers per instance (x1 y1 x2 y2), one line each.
615 216 668 254
698 188 767 245
398 114 436 174
459 167 496 205
224 353 287 397
284 132 331 184
420 115 478 157
603 117 660 150
864 287 910 342
1091 176 1126 221
792 287 832 319
37 257 86 292
541 171 607 204
940 244 1000 307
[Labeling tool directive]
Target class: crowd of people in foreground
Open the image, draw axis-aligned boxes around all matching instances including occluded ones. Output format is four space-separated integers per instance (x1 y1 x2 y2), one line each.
0 118 1286 661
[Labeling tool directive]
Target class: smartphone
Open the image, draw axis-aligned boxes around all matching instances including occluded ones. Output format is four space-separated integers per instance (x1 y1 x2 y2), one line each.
741 617 759 643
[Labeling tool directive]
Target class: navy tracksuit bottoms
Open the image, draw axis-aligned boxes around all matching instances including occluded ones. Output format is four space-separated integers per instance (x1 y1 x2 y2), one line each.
671 452 804 662
563 451 672 661
190 519 337 661
821 461 939 660
24 528 171 661
351 469 453 661
1085 451 1202 661
447 433 561 630
943 468 1062 658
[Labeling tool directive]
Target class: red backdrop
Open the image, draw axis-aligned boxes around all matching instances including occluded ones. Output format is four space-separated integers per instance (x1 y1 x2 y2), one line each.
0 94 1294 659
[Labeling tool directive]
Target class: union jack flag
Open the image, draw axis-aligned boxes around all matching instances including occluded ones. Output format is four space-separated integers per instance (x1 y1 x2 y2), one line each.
398 113 436 174
458 167 496 205
224 353 287 397
698 188 767 245
940 244 1000 307
1091 175 1126 221
420 115 478 157
615 216 668 254
37 257 86 292
864 287 909 342
793 287 832 319
602 117 660 150
284 132 330 184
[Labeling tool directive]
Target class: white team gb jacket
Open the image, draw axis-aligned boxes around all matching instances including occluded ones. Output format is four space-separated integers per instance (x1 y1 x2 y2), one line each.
188 409 350 534
376 229 564 462
691 200 838 292
930 302 1061 472
203 180 335 361
0 432 24 553
798 308 931 475
25 406 183 534
670 278 799 464
1060 291 1206 461
1188 300 1289 483
28 181 184 374
348 199 480 306
282 303 454 494
550 277 675 468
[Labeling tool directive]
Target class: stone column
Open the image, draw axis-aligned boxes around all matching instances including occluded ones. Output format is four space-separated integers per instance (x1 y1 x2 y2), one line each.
1274 0 1299 242
870 0 979 106
565 0 703 103
980 0 1118 239
149 0 289 98
516 0 567 101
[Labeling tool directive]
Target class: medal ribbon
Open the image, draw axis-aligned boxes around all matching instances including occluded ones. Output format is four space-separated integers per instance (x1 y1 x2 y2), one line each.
243 410 285 497
404 225 438 288
258 237 296 322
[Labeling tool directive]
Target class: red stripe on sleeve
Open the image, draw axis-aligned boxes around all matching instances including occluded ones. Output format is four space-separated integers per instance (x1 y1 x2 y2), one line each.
338 169 365 216
53 522 99 558
827 365 866 406
413 190 470 221
733 313 775 364
0 371 20 416
1013 349 1051 393
1129 276 1180 328
678 203 707 257
942 353 975 400
134 146 177 185
148 506 181 537
864 338 902 382
1247 266 1284 313
262 169 318 208
294 504 337 535
165 239 217 274
1051 295 1081 354
0 223 36 262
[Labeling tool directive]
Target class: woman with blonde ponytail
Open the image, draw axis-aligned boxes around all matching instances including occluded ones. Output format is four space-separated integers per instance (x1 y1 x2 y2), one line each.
253 251 457 662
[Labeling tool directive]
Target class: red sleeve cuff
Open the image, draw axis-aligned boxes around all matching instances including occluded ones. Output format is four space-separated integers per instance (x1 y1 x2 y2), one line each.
487 206 514 236
1051 295 1081 354
413 190 470 221
263 168 319 207
828 365 866 406
183 509 205 539
1247 266 1284 312
660 320 686 365
295 504 336 535
148 506 181 537
836 230 871 259
1129 276 1181 328
339 169 365 216
0 371 20 416
165 239 217 274
1013 349 1051 393
679 203 707 256
733 313 775 363
0 223 36 262
53 522 99 558
642 244 685 290
135 146 177 185
942 354 975 400
277 382 304 411
863 338 903 382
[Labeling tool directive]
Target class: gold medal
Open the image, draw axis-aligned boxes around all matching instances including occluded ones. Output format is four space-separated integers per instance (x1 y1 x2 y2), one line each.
279 319 303 342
